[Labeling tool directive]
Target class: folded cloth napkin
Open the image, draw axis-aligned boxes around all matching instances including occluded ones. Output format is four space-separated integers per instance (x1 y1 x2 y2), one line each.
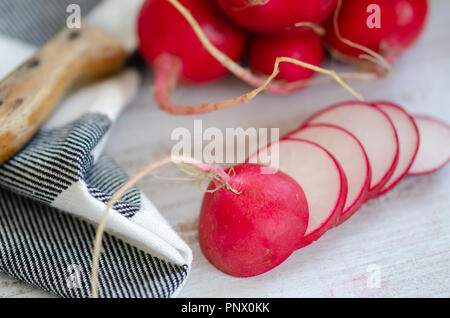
0 0 192 298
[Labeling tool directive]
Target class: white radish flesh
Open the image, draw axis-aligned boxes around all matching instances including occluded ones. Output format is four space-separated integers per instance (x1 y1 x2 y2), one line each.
289 124 371 224
248 139 347 247
375 102 420 194
305 102 399 197
409 115 450 175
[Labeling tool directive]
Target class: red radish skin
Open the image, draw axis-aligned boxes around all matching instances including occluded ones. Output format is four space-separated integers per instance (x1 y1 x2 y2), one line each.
374 102 420 195
304 101 399 198
326 0 428 63
199 164 309 277
408 115 450 176
288 124 371 224
138 0 247 83
249 139 347 248
215 0 338 35
249 31 325 83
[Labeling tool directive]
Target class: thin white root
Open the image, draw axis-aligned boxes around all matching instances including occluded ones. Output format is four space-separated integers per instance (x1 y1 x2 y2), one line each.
333 0 392 76
271 57 364 101
167 0 364 101
293 22 326 36
90 156 234 298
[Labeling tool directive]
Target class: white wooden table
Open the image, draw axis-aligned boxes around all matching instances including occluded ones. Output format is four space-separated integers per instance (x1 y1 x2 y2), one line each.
1 0 449 298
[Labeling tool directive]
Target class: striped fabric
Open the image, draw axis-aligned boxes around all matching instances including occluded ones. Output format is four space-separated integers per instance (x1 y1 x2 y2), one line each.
86 156 142 219
0 0 192 298
0 0 101 46
0 189 189 298
0 113 109 205
0 113 141 217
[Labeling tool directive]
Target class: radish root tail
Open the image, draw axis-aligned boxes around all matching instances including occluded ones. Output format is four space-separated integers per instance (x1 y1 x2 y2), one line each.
166 0 364 100
248 0 270 5
154 53 278 115
272 57 364 101
232 0 270 10
90 156 236 298
154 53 363 115
293 22 326 36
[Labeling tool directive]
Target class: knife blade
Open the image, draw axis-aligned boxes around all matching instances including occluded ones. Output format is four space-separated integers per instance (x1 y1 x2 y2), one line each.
0 0 144 164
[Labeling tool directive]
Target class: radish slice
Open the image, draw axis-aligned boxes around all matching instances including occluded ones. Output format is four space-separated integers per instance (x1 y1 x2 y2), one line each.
375 102 420 195
304 102 399 197
288 124 371 224
408 115 450 175
248 139 347 248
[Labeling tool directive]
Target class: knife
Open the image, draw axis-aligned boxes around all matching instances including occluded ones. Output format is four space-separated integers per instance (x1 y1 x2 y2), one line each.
0 0 144 164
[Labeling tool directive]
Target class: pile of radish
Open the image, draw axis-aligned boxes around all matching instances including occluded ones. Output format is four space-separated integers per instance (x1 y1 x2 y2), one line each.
199 101 450 277
91 0 445 292
138 0 248 84
137 0 429 114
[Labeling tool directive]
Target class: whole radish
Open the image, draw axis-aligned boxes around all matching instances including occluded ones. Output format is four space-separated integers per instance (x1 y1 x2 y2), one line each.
199 164 309 277
249 31 325 83
326 0 428 63
138 0 247 83
90 157 309 292
215 0 338 34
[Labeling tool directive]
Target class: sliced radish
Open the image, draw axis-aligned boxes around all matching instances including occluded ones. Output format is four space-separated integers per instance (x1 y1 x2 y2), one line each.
375 102 420 195
248 139 347 248
408 115 450 175
304 102 399 197
288 124 371 224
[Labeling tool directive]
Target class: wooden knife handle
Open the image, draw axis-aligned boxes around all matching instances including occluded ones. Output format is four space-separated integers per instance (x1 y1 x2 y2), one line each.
0 23 127 164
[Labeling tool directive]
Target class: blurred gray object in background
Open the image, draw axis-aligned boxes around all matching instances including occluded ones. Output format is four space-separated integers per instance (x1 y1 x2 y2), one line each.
0 0 102 45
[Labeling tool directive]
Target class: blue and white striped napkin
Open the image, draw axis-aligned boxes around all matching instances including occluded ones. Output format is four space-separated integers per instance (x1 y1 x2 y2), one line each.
0 0 192 298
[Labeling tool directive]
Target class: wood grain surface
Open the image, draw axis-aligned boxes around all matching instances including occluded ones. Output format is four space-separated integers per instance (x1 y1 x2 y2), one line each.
1 0 449 298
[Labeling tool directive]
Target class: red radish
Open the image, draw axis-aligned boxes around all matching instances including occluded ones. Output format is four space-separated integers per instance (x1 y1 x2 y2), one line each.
249 31 325 83
289 124 371 224
408 115 450 176
91 158 309 281
215 0 338 35
138 0 247 83
375 102 420 195
249 139 347 247
304 102 399 197
326 0 428 63
138 0 363 115
199 163 309 277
